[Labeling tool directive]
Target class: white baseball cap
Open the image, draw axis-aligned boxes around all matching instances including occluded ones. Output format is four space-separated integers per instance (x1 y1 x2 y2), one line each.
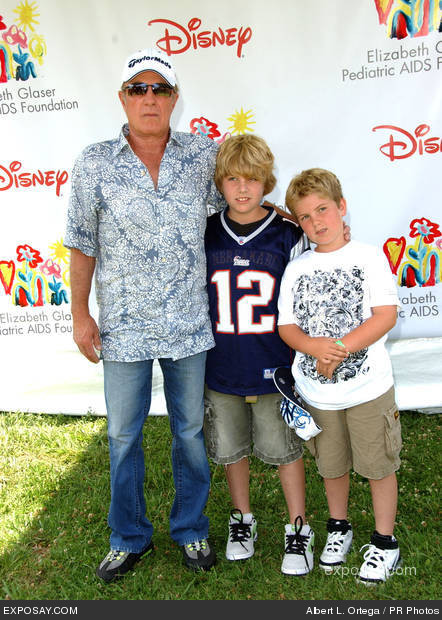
121 48 176 86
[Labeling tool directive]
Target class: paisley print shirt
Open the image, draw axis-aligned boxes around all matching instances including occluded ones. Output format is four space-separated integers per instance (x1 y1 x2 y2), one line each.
64 124 226 361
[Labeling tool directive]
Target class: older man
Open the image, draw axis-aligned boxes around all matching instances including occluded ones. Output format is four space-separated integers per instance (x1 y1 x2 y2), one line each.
64 48 226 582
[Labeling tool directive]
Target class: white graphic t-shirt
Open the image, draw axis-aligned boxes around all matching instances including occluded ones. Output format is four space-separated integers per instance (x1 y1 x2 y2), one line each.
277 240 400 410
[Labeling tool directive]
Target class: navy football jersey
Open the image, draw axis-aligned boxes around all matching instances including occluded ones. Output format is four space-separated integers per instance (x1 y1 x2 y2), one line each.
205 207 306 395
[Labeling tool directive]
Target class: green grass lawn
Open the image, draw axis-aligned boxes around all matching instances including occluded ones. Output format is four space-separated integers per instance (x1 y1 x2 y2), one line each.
0 410 439 601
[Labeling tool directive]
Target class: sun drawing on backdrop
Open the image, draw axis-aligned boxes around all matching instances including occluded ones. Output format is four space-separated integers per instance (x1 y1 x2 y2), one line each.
13 0 40 32
49 238 70 265
227 107 256 134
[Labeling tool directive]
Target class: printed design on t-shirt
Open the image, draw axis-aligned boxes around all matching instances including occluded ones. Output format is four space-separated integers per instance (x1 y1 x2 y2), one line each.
292 266 369 383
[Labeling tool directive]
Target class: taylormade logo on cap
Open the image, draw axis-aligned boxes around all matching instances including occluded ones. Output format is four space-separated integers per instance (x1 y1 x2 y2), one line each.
121 48 177 86
128 54 171 69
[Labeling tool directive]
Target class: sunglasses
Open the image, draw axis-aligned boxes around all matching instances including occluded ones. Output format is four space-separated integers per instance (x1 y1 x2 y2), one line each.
121 82 174 97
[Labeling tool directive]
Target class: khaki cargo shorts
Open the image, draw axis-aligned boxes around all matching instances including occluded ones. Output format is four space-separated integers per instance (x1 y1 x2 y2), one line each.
304 387 401 480
204 387 303 466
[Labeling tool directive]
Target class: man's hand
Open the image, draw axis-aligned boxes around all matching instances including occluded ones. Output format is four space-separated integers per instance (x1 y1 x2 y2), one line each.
267 202 299 224
73 314 101 363
69 249 100 363
343 221 351 242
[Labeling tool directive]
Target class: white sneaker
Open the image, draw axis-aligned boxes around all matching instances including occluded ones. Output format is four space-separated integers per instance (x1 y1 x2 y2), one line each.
319 527 353 573
281 518 314 575
225 509 257 560
357 543 401 584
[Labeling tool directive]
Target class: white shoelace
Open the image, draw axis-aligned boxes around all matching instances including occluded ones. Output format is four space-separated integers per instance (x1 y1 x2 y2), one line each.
325 530 347 552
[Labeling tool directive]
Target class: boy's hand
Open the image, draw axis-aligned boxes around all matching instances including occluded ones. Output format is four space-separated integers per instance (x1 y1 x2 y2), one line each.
308 337 349 364
316 358 341 380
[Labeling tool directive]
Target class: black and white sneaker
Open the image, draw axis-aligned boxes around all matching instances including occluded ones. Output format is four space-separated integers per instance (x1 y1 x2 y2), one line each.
225 509 257 560
281 516 315 576
96 541 154 583
181 538 216 571
357 531 401 584
319 519 353 573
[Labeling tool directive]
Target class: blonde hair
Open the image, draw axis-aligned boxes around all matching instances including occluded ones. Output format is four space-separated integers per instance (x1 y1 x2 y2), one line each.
285 168 344 218
215 134 276 195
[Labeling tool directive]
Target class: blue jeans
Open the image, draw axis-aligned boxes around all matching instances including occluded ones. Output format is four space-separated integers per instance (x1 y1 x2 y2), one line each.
103 352 210 552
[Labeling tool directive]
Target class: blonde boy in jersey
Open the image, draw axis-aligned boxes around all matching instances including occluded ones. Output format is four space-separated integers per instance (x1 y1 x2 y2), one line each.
204 135 322 575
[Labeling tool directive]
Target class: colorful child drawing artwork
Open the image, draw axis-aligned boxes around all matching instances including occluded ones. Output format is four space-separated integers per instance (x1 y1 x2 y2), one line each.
227 107 255 135
0 240 70 307
374 0 442 39
190 108 256 142
190 115 231 144
189 116 230 144
0 1 46 83
383 217 441 287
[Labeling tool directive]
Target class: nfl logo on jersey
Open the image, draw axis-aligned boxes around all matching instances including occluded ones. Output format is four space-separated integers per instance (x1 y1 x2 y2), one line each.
233 256 250 267
263 368 276 380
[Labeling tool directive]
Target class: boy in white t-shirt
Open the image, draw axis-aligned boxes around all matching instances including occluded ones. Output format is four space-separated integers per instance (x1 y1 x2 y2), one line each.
277 168 402 584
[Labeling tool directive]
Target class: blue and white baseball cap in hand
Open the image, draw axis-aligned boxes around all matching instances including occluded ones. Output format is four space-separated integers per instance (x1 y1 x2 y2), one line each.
280 398 322 441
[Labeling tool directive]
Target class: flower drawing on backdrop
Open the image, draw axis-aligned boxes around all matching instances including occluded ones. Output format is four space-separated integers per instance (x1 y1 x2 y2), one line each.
383 217 441 287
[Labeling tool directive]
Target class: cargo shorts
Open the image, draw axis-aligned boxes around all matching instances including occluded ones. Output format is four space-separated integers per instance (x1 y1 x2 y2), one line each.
204 387 303 466
304 386 402 480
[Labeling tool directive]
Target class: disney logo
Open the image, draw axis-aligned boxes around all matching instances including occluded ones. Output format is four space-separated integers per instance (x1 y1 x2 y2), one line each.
148 17 252 58
372 124 441 161
0 161 69 197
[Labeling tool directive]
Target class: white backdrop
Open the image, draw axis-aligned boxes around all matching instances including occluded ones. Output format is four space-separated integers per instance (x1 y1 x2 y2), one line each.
0 0 441 414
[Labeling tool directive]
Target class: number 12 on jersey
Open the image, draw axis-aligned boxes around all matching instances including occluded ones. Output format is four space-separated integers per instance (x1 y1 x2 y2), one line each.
211 269 276 335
